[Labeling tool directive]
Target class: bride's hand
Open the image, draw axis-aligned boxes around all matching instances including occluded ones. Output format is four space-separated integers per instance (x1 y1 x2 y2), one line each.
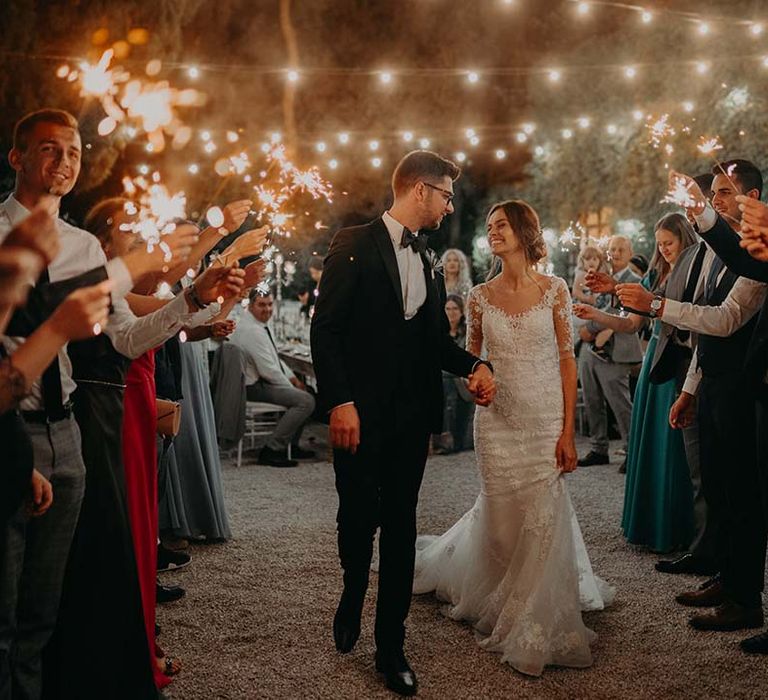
556 433 577 473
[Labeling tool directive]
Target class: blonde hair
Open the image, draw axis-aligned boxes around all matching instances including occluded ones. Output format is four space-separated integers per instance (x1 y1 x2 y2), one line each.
577 245 609 273
441 248 472 293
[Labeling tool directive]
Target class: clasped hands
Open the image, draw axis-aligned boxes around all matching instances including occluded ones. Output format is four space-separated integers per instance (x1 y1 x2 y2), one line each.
330 365 496 454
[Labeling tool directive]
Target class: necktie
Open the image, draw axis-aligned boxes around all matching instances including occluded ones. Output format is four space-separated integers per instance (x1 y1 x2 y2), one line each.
265 325 286 375
677 242 707 343
38 268 65 419
704 255 726 303
400 227 427 254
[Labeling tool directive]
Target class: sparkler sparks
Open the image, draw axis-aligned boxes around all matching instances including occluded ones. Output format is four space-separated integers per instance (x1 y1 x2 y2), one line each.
57 47 206 153
121 172 187 253
661 174 697 208
646 114 676 149
697 136 723 155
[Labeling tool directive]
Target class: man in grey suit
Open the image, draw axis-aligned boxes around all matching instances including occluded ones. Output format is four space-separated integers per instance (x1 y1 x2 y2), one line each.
578 235 643 469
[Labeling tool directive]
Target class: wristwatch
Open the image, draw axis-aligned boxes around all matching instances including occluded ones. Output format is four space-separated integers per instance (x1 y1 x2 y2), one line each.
649 294 664 318
185 283 209 311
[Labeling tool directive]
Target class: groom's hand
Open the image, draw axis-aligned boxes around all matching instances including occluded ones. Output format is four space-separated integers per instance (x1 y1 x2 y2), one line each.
330 404 361 454
467 364 495 407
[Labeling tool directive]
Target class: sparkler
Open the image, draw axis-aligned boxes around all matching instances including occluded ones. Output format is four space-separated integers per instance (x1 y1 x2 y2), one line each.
646 114 676 149
121 171 187 257
57 47 205 151
697 135 739 190
661 173 698 208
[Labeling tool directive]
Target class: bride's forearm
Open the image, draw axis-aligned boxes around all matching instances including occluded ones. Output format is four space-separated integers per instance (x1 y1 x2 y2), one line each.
560 357 578 435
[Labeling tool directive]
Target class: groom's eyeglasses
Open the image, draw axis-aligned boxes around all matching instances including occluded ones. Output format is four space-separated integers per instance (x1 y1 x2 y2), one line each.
422 182 455 205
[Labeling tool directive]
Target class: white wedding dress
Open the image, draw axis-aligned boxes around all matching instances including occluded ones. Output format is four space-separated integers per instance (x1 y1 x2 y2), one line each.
414 276 615 677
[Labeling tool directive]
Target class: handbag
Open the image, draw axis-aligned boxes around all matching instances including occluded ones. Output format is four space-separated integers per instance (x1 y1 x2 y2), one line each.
156 398 182 437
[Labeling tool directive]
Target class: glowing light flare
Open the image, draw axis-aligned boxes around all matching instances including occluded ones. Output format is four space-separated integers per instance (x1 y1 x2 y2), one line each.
646 114 676 149
548 69 561 83
206 206 225 228
697 136 723 155
371 157 382 168
466 71 480 84
79 49 116 97
187 66 200 79
640 10 653 23
378 71 393 84
495 149 507 160
402 131 414 142
624 66 637 79
419 138 431 149
751 23 764 36
338 132 350 144
661 174 697 208
120 173 187 252
97 116 117 136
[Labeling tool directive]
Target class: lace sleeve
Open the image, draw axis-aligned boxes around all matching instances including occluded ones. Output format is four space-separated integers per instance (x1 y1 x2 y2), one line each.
0 356 29 415
553 278 575 360
466 286 484 358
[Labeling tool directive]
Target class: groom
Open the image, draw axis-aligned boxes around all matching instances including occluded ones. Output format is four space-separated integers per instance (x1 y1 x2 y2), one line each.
311 150 495 696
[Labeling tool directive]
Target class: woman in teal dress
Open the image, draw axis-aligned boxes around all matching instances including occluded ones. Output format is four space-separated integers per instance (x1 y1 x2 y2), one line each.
574 213 697 552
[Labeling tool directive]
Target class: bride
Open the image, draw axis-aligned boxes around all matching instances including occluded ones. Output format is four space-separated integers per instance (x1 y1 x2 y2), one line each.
414 199 615 677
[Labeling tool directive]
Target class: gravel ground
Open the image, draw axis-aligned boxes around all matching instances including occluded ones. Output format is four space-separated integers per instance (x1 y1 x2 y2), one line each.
159 430 768 699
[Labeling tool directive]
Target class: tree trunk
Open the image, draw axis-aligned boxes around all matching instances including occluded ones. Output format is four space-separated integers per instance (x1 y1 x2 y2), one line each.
279 0 299 159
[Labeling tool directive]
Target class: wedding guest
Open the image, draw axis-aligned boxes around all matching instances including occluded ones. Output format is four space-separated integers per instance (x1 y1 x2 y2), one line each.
648 172 719 577
299 255 323 317
228 288 316 468
441 248 472 299
576 213 697 552
619 162 766 634
432 294 474 454
704 193 768 653
577 235 642 468
0 108 229 699
572 245 609 305
628 254 649 278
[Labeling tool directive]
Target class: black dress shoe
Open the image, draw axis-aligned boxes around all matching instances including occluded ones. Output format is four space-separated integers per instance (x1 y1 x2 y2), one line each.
577 451 609 467
258 446 298 468
333 609 360 653
741 630 768 654
156 582 186 604
690 602 764 631
655 553 719 575
375 649 418 697
291 446 316 460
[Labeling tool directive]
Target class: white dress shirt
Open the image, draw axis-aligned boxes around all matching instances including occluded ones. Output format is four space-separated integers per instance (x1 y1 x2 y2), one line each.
0 195 202 410
229 311 295 388
382 211 427 320
661 206 768 395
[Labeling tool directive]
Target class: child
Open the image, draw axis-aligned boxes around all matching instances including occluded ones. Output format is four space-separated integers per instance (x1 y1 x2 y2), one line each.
572 246 613 361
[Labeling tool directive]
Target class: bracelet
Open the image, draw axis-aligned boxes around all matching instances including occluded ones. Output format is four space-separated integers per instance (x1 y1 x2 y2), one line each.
186 283 208 310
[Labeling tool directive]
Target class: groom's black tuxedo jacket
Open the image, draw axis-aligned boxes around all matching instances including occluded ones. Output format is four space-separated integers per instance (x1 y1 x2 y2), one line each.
701 215 768 389
311 217 480 434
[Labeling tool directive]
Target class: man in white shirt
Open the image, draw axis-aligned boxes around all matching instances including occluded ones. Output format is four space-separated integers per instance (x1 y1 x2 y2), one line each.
230 289 316 468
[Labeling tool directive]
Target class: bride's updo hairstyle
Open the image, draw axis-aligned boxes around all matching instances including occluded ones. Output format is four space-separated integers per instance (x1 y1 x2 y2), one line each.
486 200 547 280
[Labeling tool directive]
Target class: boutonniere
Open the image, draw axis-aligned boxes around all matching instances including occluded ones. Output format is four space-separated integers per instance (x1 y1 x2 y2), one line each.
425 249 444 280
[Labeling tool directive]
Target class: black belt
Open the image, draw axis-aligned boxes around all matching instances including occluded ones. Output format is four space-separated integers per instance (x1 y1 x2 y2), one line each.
22 401 74 424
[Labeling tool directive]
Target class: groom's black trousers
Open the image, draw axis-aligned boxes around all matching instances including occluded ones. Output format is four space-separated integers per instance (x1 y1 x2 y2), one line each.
333 309 434 652
698 372 766 608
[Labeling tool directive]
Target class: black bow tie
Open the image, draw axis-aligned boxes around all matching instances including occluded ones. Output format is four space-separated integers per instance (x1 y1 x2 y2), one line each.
400 227 427 254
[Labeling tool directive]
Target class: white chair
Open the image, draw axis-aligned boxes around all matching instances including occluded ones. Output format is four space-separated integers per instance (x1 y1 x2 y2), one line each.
236 401 291 468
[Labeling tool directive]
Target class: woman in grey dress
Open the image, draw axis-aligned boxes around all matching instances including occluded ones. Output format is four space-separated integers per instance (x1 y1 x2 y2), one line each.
161 336 232 541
